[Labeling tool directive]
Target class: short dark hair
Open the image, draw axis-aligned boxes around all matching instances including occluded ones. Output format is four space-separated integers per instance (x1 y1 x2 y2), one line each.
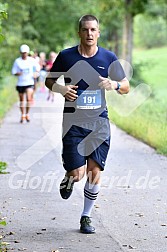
78 15 99 31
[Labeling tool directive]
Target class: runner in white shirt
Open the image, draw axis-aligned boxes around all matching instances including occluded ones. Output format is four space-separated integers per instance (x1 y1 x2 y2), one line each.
12 44 39 123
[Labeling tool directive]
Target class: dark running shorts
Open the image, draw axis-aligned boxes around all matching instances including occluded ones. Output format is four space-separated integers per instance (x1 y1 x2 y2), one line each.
62 118 110 172
16 85 34 94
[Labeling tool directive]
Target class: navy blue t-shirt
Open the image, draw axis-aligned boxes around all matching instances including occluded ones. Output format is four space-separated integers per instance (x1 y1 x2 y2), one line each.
50 45 125 122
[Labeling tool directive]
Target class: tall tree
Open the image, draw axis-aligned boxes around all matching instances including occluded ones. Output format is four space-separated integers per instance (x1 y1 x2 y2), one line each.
98 0 124 56
122 0 148 65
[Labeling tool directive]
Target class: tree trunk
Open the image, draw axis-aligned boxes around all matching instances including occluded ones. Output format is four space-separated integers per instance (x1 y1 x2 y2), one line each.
113 30 119 56
122 11 133 66
107 30 120 56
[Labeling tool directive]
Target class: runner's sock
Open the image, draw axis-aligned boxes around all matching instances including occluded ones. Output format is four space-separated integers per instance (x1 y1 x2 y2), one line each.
81 181 100 217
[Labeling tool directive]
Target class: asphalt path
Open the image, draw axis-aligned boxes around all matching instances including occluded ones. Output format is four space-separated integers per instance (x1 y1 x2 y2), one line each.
0 89 167 252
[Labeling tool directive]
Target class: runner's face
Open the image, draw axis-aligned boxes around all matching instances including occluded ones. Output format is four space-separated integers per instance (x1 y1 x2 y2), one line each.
78 20 100 47
21 52 28 59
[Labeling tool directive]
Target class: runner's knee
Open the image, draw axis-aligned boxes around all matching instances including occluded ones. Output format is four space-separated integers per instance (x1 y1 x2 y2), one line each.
67 167 85 182
87 167 101 184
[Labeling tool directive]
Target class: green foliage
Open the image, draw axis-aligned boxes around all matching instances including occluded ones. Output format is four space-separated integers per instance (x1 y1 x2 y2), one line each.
97 0 124 54
134 14 167 48
0 77 17 120
0 3 8 19
31 0 101 51
0 161 7 174
125 0 149 16
0 219 7 252
0 0 166 107
135 0 167 48
109 47 167 155
0 2 8 43
0 0 166 76
131 59 154 86
0 221 6 226
146 0 167 18
0 33 4 43
0 213 7 251
133 46 167 88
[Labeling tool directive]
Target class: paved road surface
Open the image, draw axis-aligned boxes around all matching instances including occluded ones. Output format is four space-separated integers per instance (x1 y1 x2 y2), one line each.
0 89 167 252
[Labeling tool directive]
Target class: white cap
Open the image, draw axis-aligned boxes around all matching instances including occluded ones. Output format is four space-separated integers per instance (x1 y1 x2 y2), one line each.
20 44 30 53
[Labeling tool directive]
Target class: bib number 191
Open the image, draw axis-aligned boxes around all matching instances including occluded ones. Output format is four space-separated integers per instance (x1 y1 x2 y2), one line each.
83 96 96 104
76 89 101 109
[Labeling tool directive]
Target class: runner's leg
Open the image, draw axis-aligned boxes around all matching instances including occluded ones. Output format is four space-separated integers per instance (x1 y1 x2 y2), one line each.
18 92 25 123
25 87 34 121
81 158 101 217
80 158 101 233
59 166 86 199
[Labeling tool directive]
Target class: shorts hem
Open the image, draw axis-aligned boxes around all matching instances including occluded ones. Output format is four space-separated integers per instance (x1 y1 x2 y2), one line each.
63 161 86 172
88 157 105 171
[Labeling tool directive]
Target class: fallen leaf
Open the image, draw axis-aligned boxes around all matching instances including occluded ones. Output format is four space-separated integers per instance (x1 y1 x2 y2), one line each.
94 204 100 208
0 217 7 220
135 213 144 217
8 231 15 235
0 220 7 226
129 245 137 249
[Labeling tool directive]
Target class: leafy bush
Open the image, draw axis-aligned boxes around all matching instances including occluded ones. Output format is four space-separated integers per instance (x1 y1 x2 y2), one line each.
134 14 167 49
130 60 153 87
0 76 17 121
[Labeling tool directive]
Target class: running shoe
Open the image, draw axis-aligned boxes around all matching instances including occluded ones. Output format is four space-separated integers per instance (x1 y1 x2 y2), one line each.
59 174 74 199
20 115 26 123
80 216 96 234
25 114 30 122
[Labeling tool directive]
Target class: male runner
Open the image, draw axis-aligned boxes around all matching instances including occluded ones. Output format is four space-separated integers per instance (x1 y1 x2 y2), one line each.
45 14 130 234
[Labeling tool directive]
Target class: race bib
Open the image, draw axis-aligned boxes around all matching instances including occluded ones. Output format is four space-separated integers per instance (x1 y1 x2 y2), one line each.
76 89 101 109
22 68 30 74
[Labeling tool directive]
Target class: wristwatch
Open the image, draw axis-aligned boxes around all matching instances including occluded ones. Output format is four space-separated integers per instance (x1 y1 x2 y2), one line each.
115 82 121 91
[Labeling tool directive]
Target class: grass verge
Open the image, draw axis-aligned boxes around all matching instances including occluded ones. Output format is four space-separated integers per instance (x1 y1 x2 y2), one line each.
108 46 167 155
0 76 17 124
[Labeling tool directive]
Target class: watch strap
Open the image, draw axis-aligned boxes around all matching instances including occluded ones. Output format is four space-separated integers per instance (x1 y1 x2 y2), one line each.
115 82 121 90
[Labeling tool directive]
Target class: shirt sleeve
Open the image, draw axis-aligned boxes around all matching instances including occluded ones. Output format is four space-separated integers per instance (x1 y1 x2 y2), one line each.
108 54 126 81
48 52 63 80
11 59 20 75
